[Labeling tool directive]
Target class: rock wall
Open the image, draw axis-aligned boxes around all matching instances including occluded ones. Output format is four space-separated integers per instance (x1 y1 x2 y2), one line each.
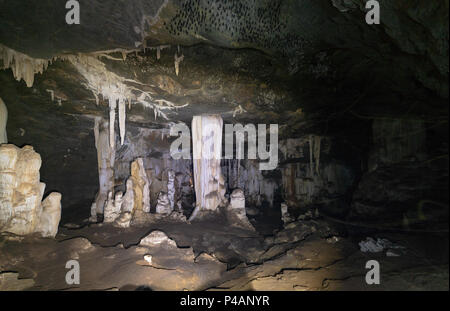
278 136 358 216
0 144 61 237
0 97 7 144
222 159 278 208
351 119 448 223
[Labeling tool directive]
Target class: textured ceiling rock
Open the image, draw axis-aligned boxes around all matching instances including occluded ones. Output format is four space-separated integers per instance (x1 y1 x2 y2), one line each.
0 0 447 97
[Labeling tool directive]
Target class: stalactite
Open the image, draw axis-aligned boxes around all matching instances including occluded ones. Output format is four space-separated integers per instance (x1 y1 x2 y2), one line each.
0 44 51 87
174 53 184 76
109 98 117 148
118 99 126 145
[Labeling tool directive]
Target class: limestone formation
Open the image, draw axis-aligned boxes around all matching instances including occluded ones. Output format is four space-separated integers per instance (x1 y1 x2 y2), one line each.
155 192 171 215
0 43 50 88
121 178 134 213
281 203 293 225
93 117 115 215
35 192 62 238
227 189 255 231
114 212 132 228
103 191 123 223
0 97 7 144
167 169 176 212
130 158 151 215
190 115 226 221
114 192 123 214
89 202 97 222
0 144 61 237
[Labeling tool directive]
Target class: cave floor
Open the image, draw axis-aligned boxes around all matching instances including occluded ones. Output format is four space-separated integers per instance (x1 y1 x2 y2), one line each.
0 217 448 291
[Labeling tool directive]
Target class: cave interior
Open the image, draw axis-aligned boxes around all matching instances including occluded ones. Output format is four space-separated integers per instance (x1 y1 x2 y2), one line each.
0 0 448 291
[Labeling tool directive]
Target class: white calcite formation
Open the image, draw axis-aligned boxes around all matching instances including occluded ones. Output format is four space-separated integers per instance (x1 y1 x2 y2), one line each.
227 189 255 231
281 203 293 225
103 191 123 223
89 202 97 223
167 169 176 212
174 53 184 76
190 115 226 221
0 97 7 144
93 117 115 215
121 178 135 213
64 55 133 147
155 192 171 215
0 144 61 237
0 44 51 88
114 212 132 228
35 192 62 238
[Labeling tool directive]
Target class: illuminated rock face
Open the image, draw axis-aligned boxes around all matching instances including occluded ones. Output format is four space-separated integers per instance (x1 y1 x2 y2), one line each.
0 144 61 237
190 115 226 220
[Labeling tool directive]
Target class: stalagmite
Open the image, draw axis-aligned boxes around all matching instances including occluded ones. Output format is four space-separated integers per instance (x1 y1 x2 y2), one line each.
227 189 254 231
155 192 171 215
0 97 7 144
89 202 97 223
280 203 293 225
35 192 62 238
121 178 135 213
0 144 61 237
93 117 115 215
190 115 226 221
115 212 132 228
104 191 123 223
130 158 151 215
167 169 176 212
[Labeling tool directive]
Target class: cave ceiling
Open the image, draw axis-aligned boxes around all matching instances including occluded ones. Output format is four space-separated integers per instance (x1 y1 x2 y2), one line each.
0 1 448 170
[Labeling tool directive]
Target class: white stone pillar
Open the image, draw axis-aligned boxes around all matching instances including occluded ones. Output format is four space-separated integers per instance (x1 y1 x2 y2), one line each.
190 115 225 220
